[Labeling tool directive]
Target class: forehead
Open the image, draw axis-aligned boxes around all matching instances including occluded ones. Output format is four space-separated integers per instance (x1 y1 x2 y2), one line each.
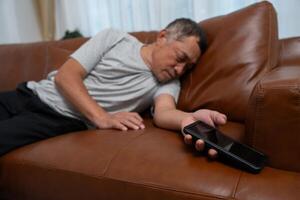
170 36 201 63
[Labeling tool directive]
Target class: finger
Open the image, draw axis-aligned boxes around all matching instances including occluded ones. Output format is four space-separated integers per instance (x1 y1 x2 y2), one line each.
184 134 193 145
132 114 145 129
113 122 128 131
131 112 143 122
192 110 215 127
212 111 227 125
140 123 145 129
195 139 205 151
121 119 140 130
220 114 227 123
127 116 144 129
115 113 143 129
205 117 215 127
208 149 218 159
216 114 227 125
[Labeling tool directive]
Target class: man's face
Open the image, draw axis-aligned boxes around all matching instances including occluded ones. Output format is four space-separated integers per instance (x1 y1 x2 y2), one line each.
151 32 201 83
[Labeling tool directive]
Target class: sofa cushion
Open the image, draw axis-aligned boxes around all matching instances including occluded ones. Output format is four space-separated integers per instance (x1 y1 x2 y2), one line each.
178 1 279 122
1 120 300 200
0 120 243 199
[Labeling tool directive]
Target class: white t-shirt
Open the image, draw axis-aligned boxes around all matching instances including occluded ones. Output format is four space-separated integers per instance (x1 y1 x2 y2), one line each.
27 28 180 126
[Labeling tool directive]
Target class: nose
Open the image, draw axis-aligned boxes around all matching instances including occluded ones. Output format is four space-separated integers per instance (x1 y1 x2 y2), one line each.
174 63 185 76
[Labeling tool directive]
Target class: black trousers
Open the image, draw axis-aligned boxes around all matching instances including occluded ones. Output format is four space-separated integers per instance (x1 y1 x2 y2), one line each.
0 83 87 156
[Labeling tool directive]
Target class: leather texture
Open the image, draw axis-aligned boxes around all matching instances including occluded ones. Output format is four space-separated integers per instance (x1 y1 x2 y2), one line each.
0 1 300 200
246 38 300 172
178 1 279 122
279 37 300 67
1 120 299 200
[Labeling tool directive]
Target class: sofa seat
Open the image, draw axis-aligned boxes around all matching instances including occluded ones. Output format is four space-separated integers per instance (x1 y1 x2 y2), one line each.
1 119 299 200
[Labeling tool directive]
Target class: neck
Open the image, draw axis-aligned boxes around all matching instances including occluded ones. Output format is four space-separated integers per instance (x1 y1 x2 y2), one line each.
141 43 154 70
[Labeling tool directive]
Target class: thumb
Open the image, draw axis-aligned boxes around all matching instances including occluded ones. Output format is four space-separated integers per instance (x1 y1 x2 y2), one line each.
211 111 227 126
204 116 215 127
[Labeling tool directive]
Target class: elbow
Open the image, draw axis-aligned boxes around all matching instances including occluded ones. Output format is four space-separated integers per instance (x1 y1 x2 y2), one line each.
54 73 64 89
153 114 161 128
153 111 167 129
54 70 71 91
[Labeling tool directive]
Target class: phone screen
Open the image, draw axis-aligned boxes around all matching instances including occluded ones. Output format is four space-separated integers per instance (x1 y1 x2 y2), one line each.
189 122 266 167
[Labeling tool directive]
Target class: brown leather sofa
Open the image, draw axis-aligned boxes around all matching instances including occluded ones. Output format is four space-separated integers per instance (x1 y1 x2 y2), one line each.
0 2 299 200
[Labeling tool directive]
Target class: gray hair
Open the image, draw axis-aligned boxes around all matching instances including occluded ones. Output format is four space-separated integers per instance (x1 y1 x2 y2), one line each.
164 18 207 53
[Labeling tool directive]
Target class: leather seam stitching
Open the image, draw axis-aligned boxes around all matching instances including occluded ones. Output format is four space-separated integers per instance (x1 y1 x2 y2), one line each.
101 176 232 200
2 160 233 200
232 171 243 199
102 132 146 176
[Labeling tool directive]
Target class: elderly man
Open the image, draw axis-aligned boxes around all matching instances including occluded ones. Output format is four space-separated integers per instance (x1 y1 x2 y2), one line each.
0 18 226 157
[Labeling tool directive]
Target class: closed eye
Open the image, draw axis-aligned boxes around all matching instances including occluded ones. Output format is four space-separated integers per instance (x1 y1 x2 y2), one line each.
176 52 187 63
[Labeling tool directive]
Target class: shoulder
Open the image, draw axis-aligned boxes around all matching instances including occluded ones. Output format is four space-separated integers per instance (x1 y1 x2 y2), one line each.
96 28 142 45
92 28 127 42
101 28 126 36
95 28 127 38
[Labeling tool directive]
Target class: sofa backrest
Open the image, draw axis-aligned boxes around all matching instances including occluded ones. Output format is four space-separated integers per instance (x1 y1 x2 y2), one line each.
278 37 300 67
0 38 84 91
0 42 48 91
0 2 288 123
0 31 160 92
178 1 280 122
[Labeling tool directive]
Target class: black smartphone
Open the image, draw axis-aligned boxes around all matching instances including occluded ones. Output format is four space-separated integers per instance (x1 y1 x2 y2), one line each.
183 121 267 173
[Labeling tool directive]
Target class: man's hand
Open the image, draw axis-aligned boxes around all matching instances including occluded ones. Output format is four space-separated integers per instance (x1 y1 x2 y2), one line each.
94 112 145 131
181 109 227 159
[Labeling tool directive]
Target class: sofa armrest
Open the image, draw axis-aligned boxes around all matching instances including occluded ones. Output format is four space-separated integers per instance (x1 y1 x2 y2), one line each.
246 66 300 172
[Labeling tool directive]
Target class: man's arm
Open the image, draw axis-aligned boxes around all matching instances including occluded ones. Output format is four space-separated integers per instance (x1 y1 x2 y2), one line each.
153 94 227 157
153 94 191 131
54 58 144 131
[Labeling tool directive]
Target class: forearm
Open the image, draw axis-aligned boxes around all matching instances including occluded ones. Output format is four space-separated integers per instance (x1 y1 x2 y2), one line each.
152 94 227 132
154 108 192 131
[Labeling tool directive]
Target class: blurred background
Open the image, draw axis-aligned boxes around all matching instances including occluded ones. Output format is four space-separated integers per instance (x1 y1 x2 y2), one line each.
0 0 299 44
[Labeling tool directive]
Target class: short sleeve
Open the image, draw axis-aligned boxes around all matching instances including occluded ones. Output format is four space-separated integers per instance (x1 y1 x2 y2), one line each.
70 28 125 73
154 79 181 103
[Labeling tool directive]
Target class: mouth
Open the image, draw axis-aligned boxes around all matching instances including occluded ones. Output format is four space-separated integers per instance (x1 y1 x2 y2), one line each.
156 69 177 83
165 70 176 79
160 71 172 82
156 71 171 83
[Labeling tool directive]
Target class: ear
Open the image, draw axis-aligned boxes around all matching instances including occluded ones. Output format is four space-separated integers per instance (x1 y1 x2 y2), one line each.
156 30 168 45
